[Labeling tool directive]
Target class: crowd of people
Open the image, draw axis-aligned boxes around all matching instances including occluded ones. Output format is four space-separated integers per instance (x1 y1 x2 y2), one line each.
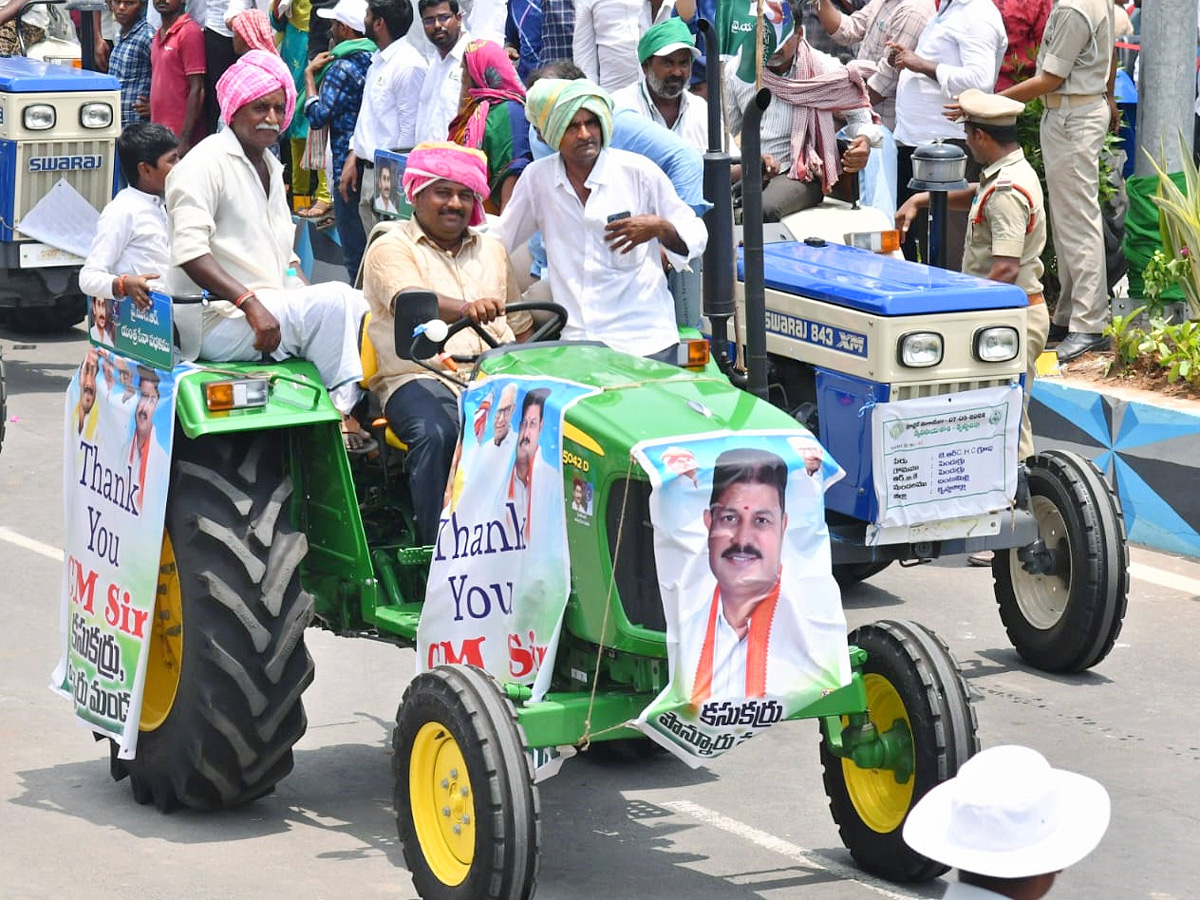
74 0 1140 539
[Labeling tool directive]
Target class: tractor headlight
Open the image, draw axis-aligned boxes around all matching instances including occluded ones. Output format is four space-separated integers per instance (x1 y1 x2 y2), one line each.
23 104 55 131
898 331 943 368
974 326 1020 363
80 102 113 129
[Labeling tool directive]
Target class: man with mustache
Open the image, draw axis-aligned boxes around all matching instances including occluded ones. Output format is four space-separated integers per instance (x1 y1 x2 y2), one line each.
76 350 100 437
679 448 799 703
493 78 707 360
163 50 371 452
610 19 717 153
413 0 472 144
361 141 517 544
507 388 553 542
127 367 168 514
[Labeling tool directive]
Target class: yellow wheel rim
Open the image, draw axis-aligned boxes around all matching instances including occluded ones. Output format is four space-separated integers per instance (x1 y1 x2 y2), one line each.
840 673 914 833
140 532 183 732
409 721 476 886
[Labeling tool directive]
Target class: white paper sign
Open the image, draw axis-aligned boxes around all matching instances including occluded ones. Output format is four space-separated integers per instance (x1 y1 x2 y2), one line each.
17 177 100 258
871 385 1020 528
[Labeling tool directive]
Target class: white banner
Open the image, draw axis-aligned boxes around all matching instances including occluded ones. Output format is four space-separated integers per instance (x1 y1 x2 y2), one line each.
871 385 1021 528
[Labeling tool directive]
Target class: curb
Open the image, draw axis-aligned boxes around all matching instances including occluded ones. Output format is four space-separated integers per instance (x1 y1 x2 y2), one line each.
1030 376 1200 559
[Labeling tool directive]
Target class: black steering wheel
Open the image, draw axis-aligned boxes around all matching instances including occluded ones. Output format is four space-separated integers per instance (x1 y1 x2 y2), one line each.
408 300 569 364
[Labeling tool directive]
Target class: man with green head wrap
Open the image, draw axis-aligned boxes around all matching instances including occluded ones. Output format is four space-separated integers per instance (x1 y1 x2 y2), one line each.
611 18 731 154
493 77 708 361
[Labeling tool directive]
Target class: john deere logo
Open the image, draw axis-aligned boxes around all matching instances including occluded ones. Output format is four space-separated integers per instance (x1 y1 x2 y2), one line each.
29 155 102 172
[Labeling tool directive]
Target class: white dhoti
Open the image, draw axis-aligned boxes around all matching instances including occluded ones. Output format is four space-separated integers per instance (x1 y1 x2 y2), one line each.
200 283 370 414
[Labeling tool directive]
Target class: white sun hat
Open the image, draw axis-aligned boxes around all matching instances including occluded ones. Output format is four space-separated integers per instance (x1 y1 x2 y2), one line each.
316 0 368 34
902 745 1111 879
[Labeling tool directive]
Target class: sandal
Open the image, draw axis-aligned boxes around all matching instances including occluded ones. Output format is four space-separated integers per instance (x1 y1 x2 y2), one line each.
297 200 333 219
341 417 378 456
314 213 337 231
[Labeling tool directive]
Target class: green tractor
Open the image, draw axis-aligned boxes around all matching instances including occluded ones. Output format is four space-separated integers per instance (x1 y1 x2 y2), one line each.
64 288 978 898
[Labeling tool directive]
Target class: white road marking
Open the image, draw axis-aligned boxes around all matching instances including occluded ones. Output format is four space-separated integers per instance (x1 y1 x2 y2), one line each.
660 800 937 900
0 526 63 562
1129 562 1200 597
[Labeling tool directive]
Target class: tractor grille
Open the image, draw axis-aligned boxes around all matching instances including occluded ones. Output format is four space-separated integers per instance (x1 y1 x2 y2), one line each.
890 377 1018 401
605 478 667 633
15 140 111 241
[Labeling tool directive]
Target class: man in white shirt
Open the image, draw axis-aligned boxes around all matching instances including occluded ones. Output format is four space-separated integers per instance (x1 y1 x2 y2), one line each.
341 0 428 239
80 123 180 313
610 18 716 152
492 78 707 359
888 0 1005 264
163 51 369 436
506 387 557 543
413 0 471 143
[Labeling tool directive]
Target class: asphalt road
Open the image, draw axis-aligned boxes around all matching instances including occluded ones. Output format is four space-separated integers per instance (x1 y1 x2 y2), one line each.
3 324 1199 900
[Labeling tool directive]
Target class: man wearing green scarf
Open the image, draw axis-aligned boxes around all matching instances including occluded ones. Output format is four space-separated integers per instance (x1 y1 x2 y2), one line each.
304 0 377 278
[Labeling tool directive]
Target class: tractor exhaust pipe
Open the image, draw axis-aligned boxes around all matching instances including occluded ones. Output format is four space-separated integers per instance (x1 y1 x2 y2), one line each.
698 19 737 376
740 88 772 401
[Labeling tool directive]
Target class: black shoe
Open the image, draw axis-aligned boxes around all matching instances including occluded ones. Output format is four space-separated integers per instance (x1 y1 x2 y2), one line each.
1046 323 1068 345
1056 331 1111 363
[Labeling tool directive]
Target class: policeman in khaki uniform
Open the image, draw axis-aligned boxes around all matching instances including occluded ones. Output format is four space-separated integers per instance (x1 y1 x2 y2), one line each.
997 0 1116 363
896 89 1048 464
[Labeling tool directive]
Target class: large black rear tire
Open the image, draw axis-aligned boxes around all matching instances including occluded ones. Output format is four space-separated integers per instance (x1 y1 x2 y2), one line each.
821 620 978 882
832 561 892 588
114 432 315 810
394 666 540 900
993 450 1128 672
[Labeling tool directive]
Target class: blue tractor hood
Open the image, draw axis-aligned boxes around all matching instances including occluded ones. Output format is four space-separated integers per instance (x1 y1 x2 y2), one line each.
740 240 1028 316
0 57 119 92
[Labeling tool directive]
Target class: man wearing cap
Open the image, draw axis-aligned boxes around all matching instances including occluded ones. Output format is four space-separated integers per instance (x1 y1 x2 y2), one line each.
360 141 519 544
163 50 371 449
492 78 708 360
304 0 376 280
611 19 731 154
903 744 1110 899
896 89 1047 470
995 0 1117 363
572 0 697 93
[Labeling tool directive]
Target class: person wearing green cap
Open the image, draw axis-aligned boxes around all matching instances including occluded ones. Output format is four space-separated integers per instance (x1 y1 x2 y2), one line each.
574 0 697 92
611 18 728 153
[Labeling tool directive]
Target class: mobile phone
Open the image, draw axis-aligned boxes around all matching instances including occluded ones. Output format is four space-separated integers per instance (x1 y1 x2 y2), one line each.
606 210 631 224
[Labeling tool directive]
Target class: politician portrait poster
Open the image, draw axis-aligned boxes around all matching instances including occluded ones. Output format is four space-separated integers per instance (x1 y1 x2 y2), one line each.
631 430 851 766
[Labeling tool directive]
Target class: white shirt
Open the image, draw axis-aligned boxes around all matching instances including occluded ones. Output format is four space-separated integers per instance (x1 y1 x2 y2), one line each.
574 0 680 93
611 79 727 153
351 39 428 159
80 187 170 300
163 128 300 327
414 31 471 145
204 0 233 37
492 147 708 357
893 0 1005 145
725 48 872 169
465 0 507 43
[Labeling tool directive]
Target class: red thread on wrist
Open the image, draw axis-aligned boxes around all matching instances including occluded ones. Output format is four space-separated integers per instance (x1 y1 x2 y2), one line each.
233 290 255 308
117 274 127 297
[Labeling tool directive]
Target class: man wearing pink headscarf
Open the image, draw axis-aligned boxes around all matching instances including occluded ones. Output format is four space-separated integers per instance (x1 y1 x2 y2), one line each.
163 49 373 451
361 141 521 543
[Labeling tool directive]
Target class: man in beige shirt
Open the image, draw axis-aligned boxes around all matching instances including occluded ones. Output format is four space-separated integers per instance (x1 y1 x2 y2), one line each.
897 90 1047 463
361 141 520 544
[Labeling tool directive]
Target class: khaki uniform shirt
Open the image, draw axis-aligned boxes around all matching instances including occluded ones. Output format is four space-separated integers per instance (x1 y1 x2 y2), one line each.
962 148 1046 296
1036 0 1114 95
362 217 518 407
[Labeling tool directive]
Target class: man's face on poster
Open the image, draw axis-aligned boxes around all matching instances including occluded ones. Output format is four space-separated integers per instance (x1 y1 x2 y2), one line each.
80 353 98 413
704 480 787 596
493 386 516 445
573 480 583 507
516 403 543 470
135 377 159 444
92 295 108 333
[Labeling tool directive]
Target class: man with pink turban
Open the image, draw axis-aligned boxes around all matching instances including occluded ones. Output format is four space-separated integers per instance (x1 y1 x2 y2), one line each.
361 141 525 543
162 49 374 453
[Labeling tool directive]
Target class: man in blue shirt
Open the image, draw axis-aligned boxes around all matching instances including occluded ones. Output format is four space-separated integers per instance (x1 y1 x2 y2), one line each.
305 0 377 279
109 0 153 130
504 0 576 82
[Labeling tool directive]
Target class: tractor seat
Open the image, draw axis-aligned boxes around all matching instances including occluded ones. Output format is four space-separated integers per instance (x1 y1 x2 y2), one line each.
358 311 409 452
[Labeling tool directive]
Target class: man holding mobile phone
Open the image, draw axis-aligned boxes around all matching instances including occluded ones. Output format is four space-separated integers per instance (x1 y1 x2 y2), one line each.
493 77 708 362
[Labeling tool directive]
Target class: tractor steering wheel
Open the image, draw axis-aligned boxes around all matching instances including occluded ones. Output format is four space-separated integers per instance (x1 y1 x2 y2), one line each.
409 301 569 364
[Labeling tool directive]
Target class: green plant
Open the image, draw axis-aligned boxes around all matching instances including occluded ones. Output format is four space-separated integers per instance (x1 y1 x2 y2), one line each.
1140 249 1190 316
1142 132 1200 320
1157 319 1200 385
1104 305 1147 366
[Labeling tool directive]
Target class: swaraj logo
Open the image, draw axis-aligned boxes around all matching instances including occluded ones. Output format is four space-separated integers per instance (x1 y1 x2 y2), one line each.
29 155 103 172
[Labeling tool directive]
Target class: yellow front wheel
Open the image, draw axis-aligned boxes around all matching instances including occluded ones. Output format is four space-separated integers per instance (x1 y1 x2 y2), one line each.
821 620 978 883
394 666 539 900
